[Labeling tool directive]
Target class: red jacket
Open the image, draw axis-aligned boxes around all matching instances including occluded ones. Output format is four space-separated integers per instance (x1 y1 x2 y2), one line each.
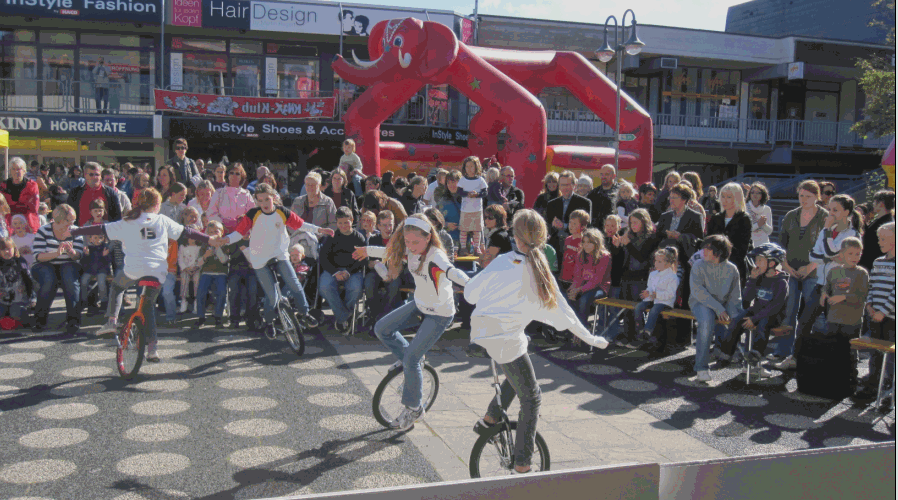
1 179 40 233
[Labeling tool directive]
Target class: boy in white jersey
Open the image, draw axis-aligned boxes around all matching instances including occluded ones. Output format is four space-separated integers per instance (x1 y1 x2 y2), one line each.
211 184 334 337
73 188 212 362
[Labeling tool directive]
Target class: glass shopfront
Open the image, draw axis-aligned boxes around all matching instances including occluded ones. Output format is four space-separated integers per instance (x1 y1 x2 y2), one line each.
662 68 741 122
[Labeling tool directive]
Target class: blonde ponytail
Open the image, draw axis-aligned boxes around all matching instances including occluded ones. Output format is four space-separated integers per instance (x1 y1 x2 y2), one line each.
512 209 558 309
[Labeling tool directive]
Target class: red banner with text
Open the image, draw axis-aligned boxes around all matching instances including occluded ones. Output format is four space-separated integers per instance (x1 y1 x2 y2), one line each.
154 90 335 119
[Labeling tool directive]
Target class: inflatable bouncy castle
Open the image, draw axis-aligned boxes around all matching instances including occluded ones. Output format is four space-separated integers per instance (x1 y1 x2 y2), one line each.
333 17 653 199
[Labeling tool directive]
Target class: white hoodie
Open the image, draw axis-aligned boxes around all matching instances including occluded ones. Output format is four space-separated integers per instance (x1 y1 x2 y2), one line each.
366 245 468 317
465 251 607 364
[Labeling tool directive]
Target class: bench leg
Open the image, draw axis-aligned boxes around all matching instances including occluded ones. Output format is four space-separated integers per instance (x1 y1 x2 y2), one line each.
589 304 607 354
745 330 753 385
875 352 889 409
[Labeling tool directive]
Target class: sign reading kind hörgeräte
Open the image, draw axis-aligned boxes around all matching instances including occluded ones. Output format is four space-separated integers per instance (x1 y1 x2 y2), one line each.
172 0 455 35
1 0 163 24
0 113 153 137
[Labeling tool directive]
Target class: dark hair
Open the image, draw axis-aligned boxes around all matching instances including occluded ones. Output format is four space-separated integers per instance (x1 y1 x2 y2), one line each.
702 234 732 261
670 183 695 203
336 206 353 221
682 172 703 200
819 181 836 194
365 175 381 188
638 182 658 195
394 177 408 191
830 194 863 234
174 138 188 148
873 189 896 212
484 204 507 229
748 182 770 206
89 199 106 211
423 207 445 231
797 179 821 199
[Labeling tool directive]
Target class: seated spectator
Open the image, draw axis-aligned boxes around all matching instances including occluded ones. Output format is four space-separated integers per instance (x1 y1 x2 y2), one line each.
358 210 378 240
533 172 559 221
80 233 112 313
434 170 462 246
364 211 397 323
291 172 338 232
559 209 589 287
195 221 229 328
714 243 788 376
576 175 593 199
689 234 742 382
615 181 638 229
481 204 512 269
32 204 84 335
399 176 428 216
637 182 661 223
10 215 35 268
635 246 679 348
362 189 408 226
319 207 367 333
858 222 896 399
0 236 33 327
566 227 611 329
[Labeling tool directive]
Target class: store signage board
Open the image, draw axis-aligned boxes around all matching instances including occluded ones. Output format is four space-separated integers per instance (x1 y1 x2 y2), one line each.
172 0 456 36
0 0 163 24
166 117 468 146
0 114 153 137
155 90 335 119
787 62 804 80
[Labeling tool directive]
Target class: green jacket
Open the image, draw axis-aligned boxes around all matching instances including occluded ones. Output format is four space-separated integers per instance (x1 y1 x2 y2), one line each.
779 206 828 278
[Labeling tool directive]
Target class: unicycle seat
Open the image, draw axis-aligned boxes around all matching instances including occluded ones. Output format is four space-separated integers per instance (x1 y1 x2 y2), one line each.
137 276 162 289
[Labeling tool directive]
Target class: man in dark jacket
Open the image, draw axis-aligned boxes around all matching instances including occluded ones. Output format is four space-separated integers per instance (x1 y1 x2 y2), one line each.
166 137 201 187
499 166 525 221
546 170 591 259
586 164 621 228
67 162 122 225
860 189 895 271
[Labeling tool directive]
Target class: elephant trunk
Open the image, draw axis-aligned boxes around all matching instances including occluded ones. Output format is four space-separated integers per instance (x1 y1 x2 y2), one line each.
332 52 395 87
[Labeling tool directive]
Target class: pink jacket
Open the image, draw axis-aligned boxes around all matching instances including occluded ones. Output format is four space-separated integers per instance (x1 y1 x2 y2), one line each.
572 252 611 295
207 187 255 232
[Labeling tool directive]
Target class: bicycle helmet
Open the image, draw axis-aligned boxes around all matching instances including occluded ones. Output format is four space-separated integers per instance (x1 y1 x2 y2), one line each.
747 243 786 264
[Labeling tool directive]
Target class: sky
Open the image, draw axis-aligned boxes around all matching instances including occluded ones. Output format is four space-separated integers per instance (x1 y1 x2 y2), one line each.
330 0 751 32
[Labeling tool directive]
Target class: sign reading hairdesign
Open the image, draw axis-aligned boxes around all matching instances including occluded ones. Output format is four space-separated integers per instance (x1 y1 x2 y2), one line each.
0 114 153 137
1 0 163 24
172 0 456 36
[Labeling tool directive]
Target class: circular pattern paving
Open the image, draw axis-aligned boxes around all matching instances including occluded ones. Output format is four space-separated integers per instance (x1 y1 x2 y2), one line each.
228 446 295 468
139 362 188 375
124 423 190 443
215 347 258 357
764 413 822 430
289 358 336 370
609 379 658 392
224 418 287 437
577 364 623 376
116 453 190 477
213 335 254 344
307 392 362 408
644 363 682 373
36 403 99 420
0 459 77 484
130 400 190 416
156 338 189 346
221 396 278 412
302 346 324 355
715 393 769 408
318 414 379 433
0 352 45 363
296 374 347 387
352 473 422 490
156 349 189 359
0 368 33 380
8 340 54 349
0 384 19 399
59 365 112 378
69 351 115 362
134 379 190 393
49 381 106 398
217 377 269 390
20 428 89 449
335 441 402 463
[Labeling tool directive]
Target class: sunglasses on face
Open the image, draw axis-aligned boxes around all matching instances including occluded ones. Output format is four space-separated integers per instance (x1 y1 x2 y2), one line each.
823 191 834 195
175 147 187 151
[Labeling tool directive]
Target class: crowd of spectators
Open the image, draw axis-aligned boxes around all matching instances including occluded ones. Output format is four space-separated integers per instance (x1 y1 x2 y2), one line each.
2 139 894 403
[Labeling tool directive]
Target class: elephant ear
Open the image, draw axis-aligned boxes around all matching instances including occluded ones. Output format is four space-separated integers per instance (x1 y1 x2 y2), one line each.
419 21 459 80
367 20 390 61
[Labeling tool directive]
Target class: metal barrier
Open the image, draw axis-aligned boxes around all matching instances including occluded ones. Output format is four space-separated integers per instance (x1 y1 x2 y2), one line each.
0 78 155 115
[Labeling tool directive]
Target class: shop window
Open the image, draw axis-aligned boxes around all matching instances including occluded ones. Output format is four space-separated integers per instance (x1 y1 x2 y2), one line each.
79 49 155 112
0 45 37 109
39 31 75 45
662 68 740 124
172 38 226 52
41 48 74 110
80 34 151 48
0 30 34 43
231 41 263 55
276 58 319 98
749 83 769 121
230 57 261 96
335 74 361 116
182 53 226 94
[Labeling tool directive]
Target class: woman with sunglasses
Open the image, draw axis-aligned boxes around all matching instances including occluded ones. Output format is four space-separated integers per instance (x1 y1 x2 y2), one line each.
166 138 202 187
207 164 255 234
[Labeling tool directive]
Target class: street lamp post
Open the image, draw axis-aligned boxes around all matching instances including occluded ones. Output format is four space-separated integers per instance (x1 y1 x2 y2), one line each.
596 10 645 172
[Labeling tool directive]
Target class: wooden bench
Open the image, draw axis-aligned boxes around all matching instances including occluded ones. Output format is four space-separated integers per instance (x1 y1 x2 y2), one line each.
850 337 896 412
592 297 729 339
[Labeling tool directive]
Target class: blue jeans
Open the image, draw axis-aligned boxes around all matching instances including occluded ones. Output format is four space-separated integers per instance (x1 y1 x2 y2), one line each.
602 286 622 338
229 270 259 321
254 259 310 324
319 270 364 324
635 300 670 334
614 279 647 342
161 272 178 322
569 287 605 327
32 262 81 327
0 302 25 320
692 301 740 372
375 300 454 409
775 274 818 356
80 272 108 304
196 274 227 320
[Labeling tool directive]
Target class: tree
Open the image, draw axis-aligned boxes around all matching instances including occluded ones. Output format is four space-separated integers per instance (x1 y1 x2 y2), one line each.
851 0 896 139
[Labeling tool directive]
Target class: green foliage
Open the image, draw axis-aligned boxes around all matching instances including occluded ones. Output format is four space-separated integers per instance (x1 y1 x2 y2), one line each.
852 0 896 138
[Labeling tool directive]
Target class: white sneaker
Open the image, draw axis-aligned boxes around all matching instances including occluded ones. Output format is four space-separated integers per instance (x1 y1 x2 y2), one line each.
179 301 188 313
696 370 712 382
774 355 797 370
390 405 425 431
97 320 120 335
750 362 773 378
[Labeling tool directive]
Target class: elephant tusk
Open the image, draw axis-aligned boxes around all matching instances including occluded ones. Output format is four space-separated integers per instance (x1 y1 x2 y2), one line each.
398 49 412 69
351 50 381 68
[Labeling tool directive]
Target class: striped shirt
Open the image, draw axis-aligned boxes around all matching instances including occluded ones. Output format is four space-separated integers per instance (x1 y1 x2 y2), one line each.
33 223 85 265
867 255 896 319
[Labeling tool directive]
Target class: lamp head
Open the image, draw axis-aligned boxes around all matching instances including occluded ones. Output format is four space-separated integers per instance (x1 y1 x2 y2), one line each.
624 22 645 55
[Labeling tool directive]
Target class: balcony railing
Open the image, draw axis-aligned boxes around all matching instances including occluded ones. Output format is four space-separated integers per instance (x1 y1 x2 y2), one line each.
0 78 156 115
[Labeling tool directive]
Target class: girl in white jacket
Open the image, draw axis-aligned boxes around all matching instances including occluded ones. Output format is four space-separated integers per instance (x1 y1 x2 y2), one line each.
352 214 470 432
465 209 607 474
747 183 774 247
635 246 680 343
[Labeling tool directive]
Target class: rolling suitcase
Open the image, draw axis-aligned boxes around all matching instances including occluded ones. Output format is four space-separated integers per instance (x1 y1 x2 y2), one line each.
795 333 856 400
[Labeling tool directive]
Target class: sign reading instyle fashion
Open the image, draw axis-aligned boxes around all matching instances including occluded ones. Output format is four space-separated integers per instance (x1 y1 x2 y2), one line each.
0 114 153 137
171 0 456 36
155 90 336 119
0 0 163 24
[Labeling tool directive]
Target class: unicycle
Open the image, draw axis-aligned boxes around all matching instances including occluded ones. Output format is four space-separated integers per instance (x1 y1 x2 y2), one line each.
469 358 550 478
116 277 161 380
371 359 440 429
